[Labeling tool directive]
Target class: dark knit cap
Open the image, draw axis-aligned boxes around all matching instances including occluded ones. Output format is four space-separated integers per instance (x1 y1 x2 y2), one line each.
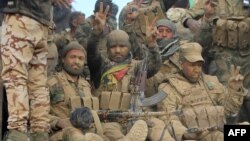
106 30 131 49
61 41 86 58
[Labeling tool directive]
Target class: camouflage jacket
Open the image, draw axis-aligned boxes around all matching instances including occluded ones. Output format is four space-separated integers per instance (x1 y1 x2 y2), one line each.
48 70 92 129
181 0 249 25
87 33 162 90
2 0 52 26
158 73 246 140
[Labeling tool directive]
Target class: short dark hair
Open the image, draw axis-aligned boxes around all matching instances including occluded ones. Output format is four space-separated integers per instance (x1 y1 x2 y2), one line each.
70 107 94 130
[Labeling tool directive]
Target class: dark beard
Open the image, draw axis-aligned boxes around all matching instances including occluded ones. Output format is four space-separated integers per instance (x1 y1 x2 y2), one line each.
63 63 84 76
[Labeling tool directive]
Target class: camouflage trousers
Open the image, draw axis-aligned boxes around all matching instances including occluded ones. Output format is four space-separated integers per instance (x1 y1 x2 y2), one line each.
209 46 250 89
0 14 50 132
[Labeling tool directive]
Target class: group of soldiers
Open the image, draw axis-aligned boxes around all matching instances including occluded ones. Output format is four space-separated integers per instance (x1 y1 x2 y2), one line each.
0 0 250 141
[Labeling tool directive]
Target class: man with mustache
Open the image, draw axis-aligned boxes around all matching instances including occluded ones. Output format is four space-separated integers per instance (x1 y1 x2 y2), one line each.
47 41 99 141
158 42 246 141
145 19 181 97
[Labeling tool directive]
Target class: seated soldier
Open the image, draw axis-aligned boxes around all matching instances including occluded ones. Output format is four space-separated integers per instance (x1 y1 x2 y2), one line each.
86 3 175 141
145 19 181 97
63 107 148 141
158 42 247 141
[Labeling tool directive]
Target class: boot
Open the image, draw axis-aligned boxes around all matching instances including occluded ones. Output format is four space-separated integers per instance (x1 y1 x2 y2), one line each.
85 133 103 141
3 130 29 141
30 132 49 141
122 120 148 141
63 127 103 141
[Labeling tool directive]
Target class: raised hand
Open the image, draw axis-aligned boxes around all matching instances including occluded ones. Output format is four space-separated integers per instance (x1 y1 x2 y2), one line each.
228 65 244 91
145 15 158 48
93 2 110 34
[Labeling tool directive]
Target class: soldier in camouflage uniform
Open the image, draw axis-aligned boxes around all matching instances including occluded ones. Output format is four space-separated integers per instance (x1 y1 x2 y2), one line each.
0 0 70 141
158 42 246 141
182 0 250 122
48 41 97 141
119 0 167 60
87 5 175 140
75 0 118 58
145 19 183 98
182 0 250 87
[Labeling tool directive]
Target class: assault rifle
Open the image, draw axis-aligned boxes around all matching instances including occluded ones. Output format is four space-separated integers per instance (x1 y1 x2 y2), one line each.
130 53 148 112
97 110 167 123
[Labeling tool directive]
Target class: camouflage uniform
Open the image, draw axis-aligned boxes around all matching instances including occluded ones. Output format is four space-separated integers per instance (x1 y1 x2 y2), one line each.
158 42 246 141
145 19 181 97
47 32 59 76
1 0 51 137
48 70 95 141
181 0 250 88
87 30 174 141
119 0 166 59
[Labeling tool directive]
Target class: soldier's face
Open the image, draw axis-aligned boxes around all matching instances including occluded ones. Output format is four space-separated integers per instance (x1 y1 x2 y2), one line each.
108 45 129 63
181 60 203 83
62 49 85 76
157 26 174 39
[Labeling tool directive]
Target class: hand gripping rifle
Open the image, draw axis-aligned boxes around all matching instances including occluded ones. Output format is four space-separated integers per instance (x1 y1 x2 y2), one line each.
129 49 168 111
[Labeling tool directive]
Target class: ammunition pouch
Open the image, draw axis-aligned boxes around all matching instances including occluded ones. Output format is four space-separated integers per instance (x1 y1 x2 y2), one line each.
100 91 131 110
226 20 238 49
70 96 99 110
179 106 225 129
213 18 250 56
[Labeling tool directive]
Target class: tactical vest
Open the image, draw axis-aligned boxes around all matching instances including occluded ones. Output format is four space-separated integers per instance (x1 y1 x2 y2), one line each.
99 60 139 110
49 72 99 112
130 1 166 44
213 0 250 56
167 75 226 129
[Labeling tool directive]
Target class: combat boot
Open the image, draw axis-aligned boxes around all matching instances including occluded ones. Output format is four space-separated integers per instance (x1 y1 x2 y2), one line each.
121 120 148 141
62 127 103 141
30 132 49 141
85 133 103 141
3 130 29 141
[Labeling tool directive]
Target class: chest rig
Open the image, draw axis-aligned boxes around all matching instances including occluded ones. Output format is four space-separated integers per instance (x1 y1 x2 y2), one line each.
55 72 99 110
213 0 250 56
99 60 139 110
168 75 226 129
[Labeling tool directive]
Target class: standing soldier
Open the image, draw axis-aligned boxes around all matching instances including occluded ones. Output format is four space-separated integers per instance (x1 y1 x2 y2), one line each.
0 0 71 141
119 0 167 59
158 42 246 141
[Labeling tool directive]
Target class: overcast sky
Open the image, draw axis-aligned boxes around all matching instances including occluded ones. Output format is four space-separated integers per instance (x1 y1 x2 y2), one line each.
72 0 131 18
